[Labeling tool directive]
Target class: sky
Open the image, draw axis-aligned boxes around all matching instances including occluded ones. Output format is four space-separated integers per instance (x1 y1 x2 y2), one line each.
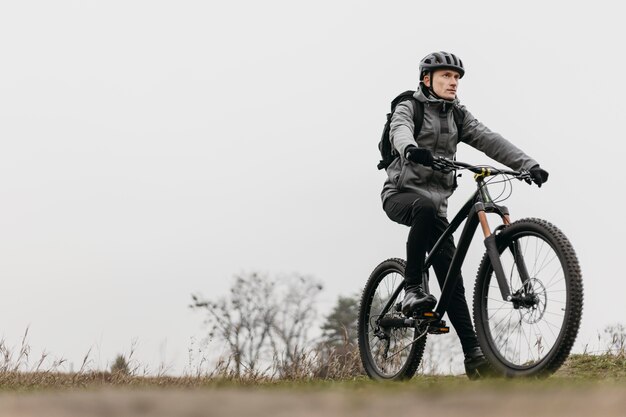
0 0 624 374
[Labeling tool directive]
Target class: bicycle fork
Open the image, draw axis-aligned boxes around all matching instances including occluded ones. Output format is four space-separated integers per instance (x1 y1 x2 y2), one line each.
476 203 532 301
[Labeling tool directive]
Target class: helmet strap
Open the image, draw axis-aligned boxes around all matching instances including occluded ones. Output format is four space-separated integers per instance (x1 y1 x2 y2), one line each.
424 72 443 99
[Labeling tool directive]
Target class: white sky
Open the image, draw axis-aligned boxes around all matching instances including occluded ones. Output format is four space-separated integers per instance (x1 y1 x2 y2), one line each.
1 0 624 373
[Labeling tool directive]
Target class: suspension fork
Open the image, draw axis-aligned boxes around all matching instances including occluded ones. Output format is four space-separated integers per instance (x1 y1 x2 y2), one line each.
478 203 532 300
502 214 533 291
476 202 512 301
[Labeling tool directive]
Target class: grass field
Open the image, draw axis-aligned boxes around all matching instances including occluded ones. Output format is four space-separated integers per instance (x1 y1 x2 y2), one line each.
0 354 625 416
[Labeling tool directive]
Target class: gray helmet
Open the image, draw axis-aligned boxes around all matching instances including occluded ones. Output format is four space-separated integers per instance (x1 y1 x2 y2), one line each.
419 51 465 80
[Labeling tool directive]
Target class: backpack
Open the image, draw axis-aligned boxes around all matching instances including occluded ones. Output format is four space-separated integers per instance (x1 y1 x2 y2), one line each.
377 90 465 170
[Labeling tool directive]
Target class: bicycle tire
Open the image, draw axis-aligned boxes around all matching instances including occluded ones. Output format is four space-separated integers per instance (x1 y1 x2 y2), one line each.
358 258 427 380
473 218 583 377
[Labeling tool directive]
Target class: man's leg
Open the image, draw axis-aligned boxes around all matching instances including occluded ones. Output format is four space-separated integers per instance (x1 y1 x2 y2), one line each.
383 193 437 314
428 217 479 354
428 217 490 378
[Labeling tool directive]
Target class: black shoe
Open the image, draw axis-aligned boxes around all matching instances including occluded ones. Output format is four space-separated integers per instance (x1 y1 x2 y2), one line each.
402 284 437 317
464 346 492 380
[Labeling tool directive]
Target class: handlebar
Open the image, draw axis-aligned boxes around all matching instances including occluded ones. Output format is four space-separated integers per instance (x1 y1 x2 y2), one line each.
431 157 532 183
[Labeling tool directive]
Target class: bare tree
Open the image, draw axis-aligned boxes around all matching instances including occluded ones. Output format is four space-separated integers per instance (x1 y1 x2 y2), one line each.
191 272 323 379
191 273 277 377
269 275 323 378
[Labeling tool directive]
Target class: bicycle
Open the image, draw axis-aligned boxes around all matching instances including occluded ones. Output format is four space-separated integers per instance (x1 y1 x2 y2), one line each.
358 157 583 379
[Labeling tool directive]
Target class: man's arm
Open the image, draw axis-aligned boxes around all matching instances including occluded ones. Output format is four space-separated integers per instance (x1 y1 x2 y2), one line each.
390 102 417 158
460 107 538 171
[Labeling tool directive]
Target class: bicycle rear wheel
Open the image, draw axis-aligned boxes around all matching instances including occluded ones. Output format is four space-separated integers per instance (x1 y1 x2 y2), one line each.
358 258 426 380
473 218 583 377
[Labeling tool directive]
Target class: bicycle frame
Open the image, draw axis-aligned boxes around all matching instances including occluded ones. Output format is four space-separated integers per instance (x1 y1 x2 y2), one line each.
378 169 533 321
427 176 520 317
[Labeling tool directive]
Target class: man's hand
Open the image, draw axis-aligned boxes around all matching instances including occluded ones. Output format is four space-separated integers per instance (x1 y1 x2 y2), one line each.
529 165 549 187
405 146 434 166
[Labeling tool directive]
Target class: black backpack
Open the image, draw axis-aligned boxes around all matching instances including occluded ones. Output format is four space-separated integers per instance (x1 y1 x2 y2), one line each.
377 90 465 170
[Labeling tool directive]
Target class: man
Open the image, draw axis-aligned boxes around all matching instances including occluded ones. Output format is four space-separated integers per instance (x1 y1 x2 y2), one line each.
380 51 549 377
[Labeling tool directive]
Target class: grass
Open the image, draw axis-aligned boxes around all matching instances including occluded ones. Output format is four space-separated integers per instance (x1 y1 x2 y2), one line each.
1 326 625 392
0 352 624 393
555 353 626 380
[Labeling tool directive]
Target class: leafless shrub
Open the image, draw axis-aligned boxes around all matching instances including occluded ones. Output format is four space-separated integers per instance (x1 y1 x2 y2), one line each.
191 272 323 379
191 273 277 378
268 276 323 378
603 324 626 356
312 341 362 379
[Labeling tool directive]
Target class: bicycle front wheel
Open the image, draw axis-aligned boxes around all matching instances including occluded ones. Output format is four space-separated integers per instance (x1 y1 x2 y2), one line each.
358 258 426 380
473 218 583 377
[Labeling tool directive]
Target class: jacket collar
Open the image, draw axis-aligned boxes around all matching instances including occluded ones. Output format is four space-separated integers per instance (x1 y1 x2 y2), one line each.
414 85 459 112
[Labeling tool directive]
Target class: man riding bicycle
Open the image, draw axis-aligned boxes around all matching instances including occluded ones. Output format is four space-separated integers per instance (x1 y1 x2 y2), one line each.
381 51 549 376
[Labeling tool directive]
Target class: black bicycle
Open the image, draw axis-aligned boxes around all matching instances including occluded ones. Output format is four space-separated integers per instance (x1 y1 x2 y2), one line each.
358 157 583 379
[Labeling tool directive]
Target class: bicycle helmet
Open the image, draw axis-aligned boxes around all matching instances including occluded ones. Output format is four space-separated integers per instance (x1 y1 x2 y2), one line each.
419 51 465 80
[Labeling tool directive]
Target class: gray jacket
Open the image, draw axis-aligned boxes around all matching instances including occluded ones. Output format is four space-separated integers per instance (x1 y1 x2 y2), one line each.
381 88 538 217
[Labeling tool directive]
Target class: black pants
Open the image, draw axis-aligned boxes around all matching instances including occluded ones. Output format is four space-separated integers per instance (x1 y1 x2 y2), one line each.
383 192 479 355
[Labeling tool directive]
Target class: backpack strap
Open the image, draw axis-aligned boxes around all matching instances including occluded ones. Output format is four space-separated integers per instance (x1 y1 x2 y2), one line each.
450 106 467 189
411 100 424 140
452 106 465 142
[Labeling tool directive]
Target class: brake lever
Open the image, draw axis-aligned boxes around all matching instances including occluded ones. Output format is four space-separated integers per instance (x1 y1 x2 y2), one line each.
518 170 532 185
431 158 455 174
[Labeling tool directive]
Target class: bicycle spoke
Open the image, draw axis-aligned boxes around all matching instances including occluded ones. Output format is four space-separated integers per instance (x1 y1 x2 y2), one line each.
537 316 558 341
520 322 535 364
542 268 564 291
535 243 556 277
492 309 515 339
544 276 565 291
487 300 511 321
497 313 516 350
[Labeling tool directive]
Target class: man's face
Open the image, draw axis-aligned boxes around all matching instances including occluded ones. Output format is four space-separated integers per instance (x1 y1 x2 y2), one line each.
425 69 460 100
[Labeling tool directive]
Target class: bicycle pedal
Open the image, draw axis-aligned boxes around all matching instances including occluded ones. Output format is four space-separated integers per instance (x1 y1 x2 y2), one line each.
414 311 439 320
428 326 450 334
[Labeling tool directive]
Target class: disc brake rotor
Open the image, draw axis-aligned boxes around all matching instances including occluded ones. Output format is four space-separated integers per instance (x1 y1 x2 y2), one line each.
519 278 547 324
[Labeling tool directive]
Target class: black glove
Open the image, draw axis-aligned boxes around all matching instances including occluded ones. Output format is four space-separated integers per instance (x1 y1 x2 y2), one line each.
405 146 434 166
529 165 549 187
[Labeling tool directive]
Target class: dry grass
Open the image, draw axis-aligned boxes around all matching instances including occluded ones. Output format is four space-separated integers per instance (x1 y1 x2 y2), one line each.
0 333 364 391
0 352 623 393
1 323 625 391
555 353 626 380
